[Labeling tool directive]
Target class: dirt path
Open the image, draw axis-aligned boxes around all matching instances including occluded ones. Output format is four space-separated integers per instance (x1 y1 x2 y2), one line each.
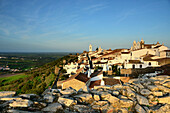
0 73 24 78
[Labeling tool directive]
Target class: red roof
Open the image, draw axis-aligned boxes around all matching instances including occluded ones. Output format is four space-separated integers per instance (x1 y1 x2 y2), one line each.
128 60 143 64
103 78 121 86
64 72 89 83
90 71 103 78
89 80 101 88
102 49 123 57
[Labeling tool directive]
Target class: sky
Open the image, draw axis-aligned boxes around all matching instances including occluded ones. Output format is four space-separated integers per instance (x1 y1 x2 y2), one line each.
0 0 170 52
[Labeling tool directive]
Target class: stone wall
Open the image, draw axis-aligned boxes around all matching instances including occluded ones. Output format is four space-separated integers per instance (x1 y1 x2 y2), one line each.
0 75 170 113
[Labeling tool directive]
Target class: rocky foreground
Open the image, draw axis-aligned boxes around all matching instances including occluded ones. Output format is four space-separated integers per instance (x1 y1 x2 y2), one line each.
0 75 170 113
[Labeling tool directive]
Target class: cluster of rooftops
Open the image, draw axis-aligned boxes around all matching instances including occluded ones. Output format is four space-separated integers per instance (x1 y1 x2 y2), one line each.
59 39 170 90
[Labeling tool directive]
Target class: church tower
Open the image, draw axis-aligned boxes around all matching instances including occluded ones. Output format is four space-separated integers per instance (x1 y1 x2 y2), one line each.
133 40 137 50
98 46 102 52
140 38 145 49
89 44 92 52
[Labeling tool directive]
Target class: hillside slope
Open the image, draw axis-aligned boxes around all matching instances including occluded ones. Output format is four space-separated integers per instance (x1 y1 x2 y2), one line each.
0 55 78 95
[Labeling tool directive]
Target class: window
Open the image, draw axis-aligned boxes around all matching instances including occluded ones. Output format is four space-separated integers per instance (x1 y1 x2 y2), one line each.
132 64 135 69
140 65 142 68
148 62 151 66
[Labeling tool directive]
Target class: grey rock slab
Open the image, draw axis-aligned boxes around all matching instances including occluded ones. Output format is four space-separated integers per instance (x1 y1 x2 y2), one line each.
136 94 149 105
135 104 146 113
140 89 151 96
42 102 63 112
43 94 55 103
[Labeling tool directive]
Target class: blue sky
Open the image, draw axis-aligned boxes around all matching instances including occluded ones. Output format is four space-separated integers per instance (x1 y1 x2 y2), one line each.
0 0 170 52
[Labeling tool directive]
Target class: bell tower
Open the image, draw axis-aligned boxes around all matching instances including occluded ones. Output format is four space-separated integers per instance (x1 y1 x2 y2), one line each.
89 44 92 52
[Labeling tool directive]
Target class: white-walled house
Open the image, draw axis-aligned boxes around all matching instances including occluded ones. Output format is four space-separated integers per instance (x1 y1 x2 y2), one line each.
63 62 78 74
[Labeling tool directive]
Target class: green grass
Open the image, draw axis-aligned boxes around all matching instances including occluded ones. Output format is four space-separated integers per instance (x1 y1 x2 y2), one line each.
0 74 30 84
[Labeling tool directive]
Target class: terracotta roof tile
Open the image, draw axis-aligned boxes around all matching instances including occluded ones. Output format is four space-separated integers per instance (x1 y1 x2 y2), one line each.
103 78 121 86
64 72 89 83
90 71 103 78
89 80 101 88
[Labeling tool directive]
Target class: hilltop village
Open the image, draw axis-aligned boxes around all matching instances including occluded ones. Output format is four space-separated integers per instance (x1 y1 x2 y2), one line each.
58 39 170 90
0 39 170 113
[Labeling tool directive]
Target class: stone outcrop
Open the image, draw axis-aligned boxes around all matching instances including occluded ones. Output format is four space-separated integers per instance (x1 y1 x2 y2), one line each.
0 75 170 113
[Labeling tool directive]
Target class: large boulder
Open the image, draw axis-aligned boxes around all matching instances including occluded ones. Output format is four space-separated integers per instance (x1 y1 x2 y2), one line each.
0 91 16 98
135 104 146 113
74 93 94 104
58 97 77 107
136 94 149 105
9 99 33 107
42 102 63 112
